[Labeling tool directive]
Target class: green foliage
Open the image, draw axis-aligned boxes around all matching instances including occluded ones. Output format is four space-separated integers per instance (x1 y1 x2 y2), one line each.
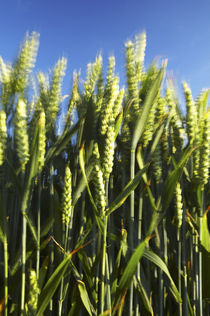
0 31 209 316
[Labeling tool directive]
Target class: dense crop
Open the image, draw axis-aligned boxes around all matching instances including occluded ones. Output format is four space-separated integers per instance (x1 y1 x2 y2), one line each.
0 32 209 316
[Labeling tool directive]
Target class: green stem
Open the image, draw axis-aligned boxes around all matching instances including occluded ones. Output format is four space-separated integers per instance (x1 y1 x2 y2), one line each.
21 172 27 315
21 213 27 315
159 222 164 316
130 149 135 249
177 228 182 316
36 175 41 282
106 180 112 314
129 149 135 315
58 280 64 316
3 236 8 316
105 252 111 315
163 218 167 311
73 119 84 188
62 215 76 315
2 171 8 316
159 269 164 316
49 164 54 314
100 180 109 314
100 214 108 314
136 193 143 315
198 205 203 316
182 209 188 316
192 227 199 314
59 201 75 316
108 175 114 277
96 230 101 314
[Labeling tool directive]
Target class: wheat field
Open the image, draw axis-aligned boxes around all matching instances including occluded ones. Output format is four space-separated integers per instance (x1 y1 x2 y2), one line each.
0 32 209 315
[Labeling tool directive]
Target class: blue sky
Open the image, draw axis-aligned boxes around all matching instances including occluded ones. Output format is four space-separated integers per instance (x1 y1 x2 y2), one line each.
1 0 210 103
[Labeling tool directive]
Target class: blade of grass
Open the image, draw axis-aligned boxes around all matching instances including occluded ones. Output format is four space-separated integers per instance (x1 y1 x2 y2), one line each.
114 110 123 140
79 143 104 233
22 211 38 246
37 241 87 316
163 145 196 213
147 145 197 236
131 65 165 151
112 236 151 312
200 209 210 253
143 248 182 303
136 145 157 211
77 280 95 316
133 275 154 315
105 164 149 216
45 119 80 163
37 255 71 316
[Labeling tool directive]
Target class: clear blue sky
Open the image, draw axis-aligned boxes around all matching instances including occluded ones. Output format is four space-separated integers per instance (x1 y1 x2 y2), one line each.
1 0 210 102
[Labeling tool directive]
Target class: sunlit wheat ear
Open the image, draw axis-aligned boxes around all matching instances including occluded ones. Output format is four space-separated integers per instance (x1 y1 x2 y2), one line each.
37 71 49 90
171 116 184 156
0 56 10 82
84 55 102 100
77 55 102 119
120 91 133 159
135 31 146 83
152 142 162 184
102 119 115 180
38 110 46 174
93 67 104 127
99 56 117 135
193 90 208 180
66 72 80 123
155 95 166 122
174 182 183 228
104 55 115 96
29 99 42 140
195 89 209 121
47 57 67 126
27 99 35 119
125 40 139 115
62 165 72 228
13 32 39 94
172 123 184 156
100 76 119 136
199 111 210 189
156 95 169 162
96 63 104 101
121 117 131 160
0 57 13 110
166 89 184 155
37 72 49 102
0 110 7 166
192 112 200 181
14 99 29 172
113 87 125 119
92 143 106 213
183 81 196 145
27 270 40 314
142 97 157 148
139 63 159 104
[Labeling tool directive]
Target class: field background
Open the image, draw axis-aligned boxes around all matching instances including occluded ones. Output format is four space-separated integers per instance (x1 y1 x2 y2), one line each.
0 31 209 315
0 1 210 315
